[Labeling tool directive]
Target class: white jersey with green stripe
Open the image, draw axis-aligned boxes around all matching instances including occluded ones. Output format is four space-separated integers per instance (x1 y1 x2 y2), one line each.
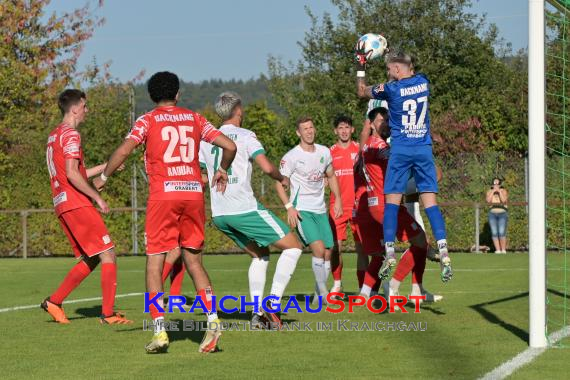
199 124 265 217
366 99 388 115
279 144 332 213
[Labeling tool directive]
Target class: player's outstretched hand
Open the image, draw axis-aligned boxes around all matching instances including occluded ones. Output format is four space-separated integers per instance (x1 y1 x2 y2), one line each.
95 195 110 214
354 39 370 71
93 177 105 192
280 176 290 192
212 169 228 193
287 207 302 228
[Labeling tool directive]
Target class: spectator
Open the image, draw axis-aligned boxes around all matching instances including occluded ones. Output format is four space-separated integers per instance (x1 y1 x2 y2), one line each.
486 177 509 254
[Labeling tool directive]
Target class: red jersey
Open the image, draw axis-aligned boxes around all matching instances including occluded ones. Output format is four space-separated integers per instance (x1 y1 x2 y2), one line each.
329 141 359 212
126 106 220 201
362 135 389 206
46 124 92 216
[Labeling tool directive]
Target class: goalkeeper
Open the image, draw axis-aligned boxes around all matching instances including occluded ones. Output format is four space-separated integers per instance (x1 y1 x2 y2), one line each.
355 46 452 282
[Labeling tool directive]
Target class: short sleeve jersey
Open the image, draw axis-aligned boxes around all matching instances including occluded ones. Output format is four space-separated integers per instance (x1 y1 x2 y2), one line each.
199 124 265 217
329 141 359 212
126 105 221 201
371 74 432 146
279 144 332 213
362 135 390 205
46 124 93 216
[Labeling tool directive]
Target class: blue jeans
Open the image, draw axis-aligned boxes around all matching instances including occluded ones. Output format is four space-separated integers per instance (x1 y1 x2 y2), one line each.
488 211 508 238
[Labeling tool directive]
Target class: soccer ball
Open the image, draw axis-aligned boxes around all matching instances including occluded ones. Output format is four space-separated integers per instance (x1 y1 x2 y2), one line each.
356 33 388 61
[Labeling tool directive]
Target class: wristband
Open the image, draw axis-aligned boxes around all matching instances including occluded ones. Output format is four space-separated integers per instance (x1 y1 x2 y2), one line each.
357 71 366 78
218 167 227 174
285 202 293 210
100 172 108 182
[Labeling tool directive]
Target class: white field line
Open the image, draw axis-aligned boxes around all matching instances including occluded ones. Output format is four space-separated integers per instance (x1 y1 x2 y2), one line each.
479 326 570 380
0 292 143 313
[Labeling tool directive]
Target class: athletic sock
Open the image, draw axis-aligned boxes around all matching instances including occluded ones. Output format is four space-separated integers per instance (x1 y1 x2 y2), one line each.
383 203 400 249
197 287 218 322
148 291 164 321
101 262 117 317
389 278 401 293
312 257 328 296
393 248 414 282
153 316 165 334
332 261 343 282
169 261 185 297
249 256 269 315
50 260 92 304
425 205 447 242
324 260 331 282
269 248 302 310
161 261 173 283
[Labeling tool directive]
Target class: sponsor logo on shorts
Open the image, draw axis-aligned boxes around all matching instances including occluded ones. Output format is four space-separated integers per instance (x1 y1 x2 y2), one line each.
53 192 67 206
367 197 378 207
102 235 111 244
164 181 202 193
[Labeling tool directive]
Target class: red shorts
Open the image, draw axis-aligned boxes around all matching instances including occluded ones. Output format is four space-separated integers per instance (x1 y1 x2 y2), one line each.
368 203 422 242
145 200 205 255
58 206 114 258
329 211 358 242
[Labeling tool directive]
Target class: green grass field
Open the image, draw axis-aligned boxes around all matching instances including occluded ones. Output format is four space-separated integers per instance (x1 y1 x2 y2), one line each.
0 253 568 379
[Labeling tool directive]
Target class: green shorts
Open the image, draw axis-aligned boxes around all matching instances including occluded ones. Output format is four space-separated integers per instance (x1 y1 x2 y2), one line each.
212 205 290 249
297 211 334 249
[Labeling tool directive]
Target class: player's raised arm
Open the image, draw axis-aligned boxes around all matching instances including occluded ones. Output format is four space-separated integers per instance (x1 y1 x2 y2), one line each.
93 139 138 191
359 118 373 150
325 164 343 219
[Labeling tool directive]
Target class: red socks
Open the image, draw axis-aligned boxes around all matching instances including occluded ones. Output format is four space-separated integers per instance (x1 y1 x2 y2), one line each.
393 248 414 282
148 291 164 320
332 260 343 281
101 263 117 317
50 260 92 304
161 261 173 283
197 287 214 312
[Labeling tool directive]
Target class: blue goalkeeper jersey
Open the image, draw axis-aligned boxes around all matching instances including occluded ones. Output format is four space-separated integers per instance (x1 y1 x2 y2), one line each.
371 73 432 147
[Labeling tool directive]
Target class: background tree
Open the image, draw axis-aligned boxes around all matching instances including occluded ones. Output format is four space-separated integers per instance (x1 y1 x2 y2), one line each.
268 0 528 155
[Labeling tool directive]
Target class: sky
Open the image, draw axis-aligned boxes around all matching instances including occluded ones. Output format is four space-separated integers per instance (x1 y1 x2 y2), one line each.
46 0 529 83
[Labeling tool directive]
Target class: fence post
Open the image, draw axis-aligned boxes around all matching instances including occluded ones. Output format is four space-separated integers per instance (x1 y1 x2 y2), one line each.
21 211 28 259
474 203 480 253
132 163 139 255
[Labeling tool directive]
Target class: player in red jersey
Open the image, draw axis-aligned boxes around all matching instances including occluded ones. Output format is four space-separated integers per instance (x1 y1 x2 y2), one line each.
94 72 237 354
352 154 383 295
328 115 363 295
42 89 132 325
360 107 440 305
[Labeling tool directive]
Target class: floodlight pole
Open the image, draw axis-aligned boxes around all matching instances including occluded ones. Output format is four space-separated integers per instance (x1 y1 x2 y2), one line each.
528 0 547 348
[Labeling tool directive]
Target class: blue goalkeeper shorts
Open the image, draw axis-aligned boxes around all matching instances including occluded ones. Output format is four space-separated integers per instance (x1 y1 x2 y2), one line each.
384 144 438 194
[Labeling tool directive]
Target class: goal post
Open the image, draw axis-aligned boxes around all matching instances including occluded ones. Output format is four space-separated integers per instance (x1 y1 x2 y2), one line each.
528 0 547 348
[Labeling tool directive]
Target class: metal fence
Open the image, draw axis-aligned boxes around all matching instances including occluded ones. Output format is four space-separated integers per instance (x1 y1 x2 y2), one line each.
0 151 546 257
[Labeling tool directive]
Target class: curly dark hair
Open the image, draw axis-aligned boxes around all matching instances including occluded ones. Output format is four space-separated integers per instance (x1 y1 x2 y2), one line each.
334 115 353 128
147 71 179 103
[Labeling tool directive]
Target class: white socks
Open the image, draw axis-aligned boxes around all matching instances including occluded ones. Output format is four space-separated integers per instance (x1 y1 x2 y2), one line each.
389 278 401 293
269 248 302 308
248 256 269 315
154 316 165 334
411 282 422 296
312 257 328 296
